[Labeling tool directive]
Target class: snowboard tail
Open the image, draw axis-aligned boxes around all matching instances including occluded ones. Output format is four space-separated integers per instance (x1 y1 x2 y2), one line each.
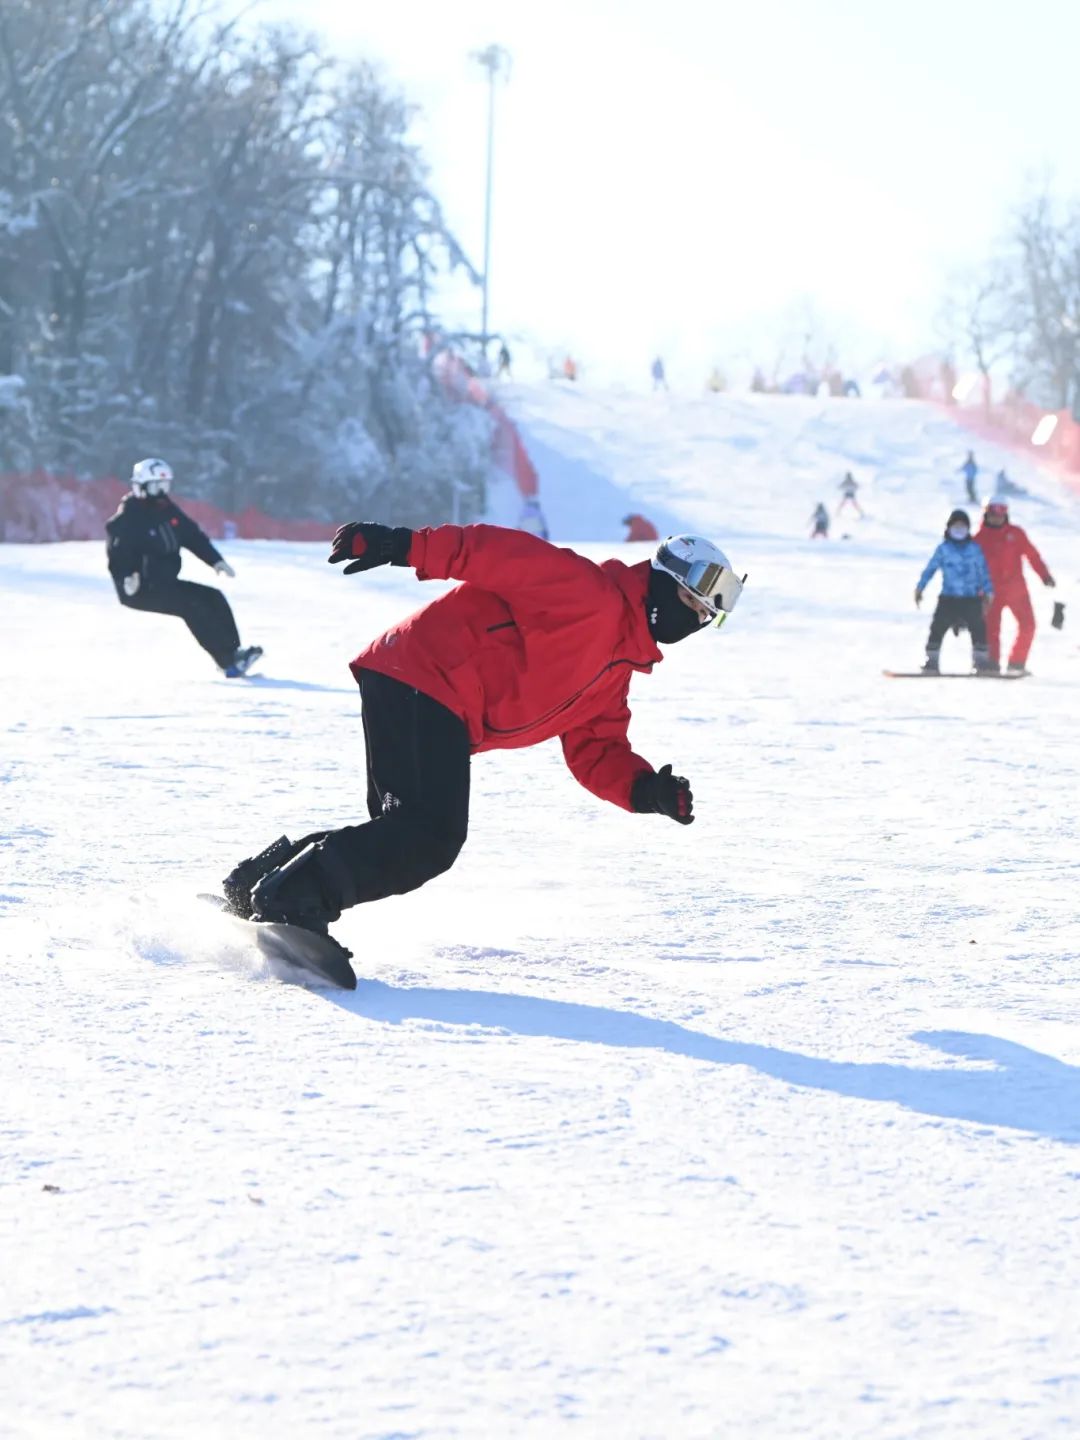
882 669 1028 680
198 893 357 989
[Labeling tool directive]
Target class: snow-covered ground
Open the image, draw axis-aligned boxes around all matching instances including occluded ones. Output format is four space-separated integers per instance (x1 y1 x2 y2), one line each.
3 390 1080 1439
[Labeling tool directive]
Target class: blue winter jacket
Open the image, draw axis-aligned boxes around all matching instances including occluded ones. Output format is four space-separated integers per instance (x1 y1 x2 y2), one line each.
917 538 993 598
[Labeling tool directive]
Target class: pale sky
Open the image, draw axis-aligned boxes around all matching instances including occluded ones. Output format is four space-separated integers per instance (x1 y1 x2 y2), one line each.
244 0 1080 384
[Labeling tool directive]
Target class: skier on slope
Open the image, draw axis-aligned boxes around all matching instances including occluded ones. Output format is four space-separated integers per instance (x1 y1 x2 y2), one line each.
219 524 745 936
975 500 1056 673
517 495 550 540
959 450 978 504
836 472 863 517
810 502 829 539
914 508 994 673
105 458 262 677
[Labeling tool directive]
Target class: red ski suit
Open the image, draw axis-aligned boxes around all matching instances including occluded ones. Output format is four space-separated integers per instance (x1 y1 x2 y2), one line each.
975 521 1052 666
624 513 660 541
351 525 663 811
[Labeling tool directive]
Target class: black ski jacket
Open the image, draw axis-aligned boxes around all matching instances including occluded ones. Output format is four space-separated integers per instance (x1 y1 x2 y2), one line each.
105 494 224 595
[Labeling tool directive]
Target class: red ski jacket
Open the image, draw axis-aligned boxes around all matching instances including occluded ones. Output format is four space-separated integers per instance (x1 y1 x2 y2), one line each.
351 525 663 810
624 513 660 541
975 522 1051 590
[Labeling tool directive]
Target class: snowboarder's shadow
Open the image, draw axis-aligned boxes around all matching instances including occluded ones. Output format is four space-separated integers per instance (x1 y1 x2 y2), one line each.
334 983 1080 1143
240 675 356 695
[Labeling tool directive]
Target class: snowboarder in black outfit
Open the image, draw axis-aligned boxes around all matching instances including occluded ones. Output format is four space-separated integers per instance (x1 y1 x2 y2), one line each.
105 458 262 676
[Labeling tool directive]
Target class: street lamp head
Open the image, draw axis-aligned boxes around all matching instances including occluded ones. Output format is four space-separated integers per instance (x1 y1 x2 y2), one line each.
471 43 512 80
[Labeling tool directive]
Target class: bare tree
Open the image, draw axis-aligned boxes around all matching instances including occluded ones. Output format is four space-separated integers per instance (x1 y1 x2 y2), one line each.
0 0 488 522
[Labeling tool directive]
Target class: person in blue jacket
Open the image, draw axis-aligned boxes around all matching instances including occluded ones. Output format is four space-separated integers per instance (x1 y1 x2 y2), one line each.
914 508 994 673
959 450 978 503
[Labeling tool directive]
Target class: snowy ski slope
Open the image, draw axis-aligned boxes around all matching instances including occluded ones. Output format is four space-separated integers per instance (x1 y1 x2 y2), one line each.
3 390 1080 1439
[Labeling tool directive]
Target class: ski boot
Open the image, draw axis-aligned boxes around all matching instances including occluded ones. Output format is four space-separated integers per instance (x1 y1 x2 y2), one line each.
221 834 303 918
223 645 264 678
250 839 354 936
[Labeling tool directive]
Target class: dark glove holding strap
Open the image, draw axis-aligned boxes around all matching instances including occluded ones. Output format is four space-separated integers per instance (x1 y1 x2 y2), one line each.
631 763 695 825
329 522 413 575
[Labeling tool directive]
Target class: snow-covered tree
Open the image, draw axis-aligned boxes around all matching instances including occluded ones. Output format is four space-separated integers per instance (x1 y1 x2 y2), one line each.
0 0 488 519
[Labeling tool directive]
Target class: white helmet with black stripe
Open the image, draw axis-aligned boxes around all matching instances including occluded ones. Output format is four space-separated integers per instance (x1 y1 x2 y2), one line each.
131 457 173 498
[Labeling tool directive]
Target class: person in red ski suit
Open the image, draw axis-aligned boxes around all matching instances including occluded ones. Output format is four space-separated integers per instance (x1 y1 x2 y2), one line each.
623 513 660 542
975 501 1056 672
222 523 744 935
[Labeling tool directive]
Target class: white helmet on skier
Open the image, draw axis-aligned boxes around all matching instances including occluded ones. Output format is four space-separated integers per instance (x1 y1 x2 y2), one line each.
131 457 173 498
651 534 745 624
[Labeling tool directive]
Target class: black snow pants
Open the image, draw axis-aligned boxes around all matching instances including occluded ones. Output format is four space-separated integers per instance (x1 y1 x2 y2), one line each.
926 595 988 654
316 670 472 908
121 580 239 668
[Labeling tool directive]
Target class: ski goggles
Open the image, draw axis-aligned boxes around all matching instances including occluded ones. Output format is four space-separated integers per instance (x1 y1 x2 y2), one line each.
655 544 746 626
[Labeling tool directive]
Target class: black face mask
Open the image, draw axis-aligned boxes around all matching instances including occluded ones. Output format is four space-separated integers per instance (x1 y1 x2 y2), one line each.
645 568 706 644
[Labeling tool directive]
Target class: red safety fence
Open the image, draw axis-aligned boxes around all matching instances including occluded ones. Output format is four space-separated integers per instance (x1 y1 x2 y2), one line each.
939 397 1080 498
0 469 334 543
433 348 539 499
1 348 540 543
901 354 1080 496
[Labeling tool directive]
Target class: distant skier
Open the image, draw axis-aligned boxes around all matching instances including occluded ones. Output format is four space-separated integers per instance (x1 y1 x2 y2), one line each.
651 356 668 391
105 458 262 677
622 513 660 542
810 502 829 539
517 495 550 540
914 508 994 673
220 526 745 937
960 450 978 504
836 472 863 517
975 500 1055 673
497 342 512 378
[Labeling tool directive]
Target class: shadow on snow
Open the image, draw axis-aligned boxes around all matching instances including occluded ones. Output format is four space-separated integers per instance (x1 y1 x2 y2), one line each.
330 981 1080 1143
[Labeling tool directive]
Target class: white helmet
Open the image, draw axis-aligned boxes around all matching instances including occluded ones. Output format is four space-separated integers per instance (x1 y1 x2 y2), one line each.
131 457 173 497
652 534 745 621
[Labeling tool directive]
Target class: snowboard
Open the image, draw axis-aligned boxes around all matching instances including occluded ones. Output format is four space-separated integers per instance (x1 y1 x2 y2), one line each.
882 669 1028 680
197 893 357 990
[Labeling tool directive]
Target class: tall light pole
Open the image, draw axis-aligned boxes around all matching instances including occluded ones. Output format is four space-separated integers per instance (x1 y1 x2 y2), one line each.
471 44 511 353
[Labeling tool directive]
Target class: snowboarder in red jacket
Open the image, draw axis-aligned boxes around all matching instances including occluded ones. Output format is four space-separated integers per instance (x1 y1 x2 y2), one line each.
975 501 1056 672
221 524 745 935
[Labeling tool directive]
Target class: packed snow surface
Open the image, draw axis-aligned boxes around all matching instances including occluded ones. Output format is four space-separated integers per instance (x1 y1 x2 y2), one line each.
3 390 1080 1439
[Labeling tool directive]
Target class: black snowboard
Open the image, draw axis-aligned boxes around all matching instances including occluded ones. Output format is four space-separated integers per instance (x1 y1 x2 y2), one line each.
198 894 357 990
882 670 1028 680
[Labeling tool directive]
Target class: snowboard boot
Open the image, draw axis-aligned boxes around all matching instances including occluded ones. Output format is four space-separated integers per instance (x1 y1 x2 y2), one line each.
973 645 995 674
222 833 302 919
223 645 264 678
250 838 355 936
1007 660 1027 674
922 650 940 674
982 658 1002 674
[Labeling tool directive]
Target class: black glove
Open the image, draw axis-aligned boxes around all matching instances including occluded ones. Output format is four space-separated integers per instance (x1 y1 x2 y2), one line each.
1052 600 1065 630
631 763 694 825
329 522 413 575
